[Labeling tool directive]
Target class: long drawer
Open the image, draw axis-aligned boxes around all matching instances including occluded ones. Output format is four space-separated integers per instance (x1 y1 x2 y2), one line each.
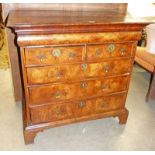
28 75 129 105
27 59 132 84
30 93 126 124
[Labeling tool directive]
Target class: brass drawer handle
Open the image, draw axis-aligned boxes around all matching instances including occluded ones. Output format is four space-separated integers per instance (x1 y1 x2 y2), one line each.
80 82 88 89
55 72 61 79
100 102 109 108
103 64 112 73
101 84 109 90
54 91 61 99
120 48 126 56
79 101 86 108
52 49 61 57
36 53 46 62
54 109 61 117
81 63 87 71
96 49 102 56
68 52 75 59
107 44 115 53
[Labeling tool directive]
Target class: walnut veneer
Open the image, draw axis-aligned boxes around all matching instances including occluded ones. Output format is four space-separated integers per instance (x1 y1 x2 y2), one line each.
7 9 151 144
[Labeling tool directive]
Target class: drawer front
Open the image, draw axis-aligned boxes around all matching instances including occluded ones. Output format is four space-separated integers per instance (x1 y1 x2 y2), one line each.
19 32 141 47
30 102 74 124
25 46 84 65
27 59 131 84
29 76 129 105
87 43 133 60
73 94 126 117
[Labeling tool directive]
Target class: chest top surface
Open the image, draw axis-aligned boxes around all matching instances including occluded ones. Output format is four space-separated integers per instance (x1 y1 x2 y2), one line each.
7 9 155 26
7 8 155 35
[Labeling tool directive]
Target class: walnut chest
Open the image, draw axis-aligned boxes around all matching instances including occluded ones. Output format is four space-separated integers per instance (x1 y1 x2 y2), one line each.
7 10 150 144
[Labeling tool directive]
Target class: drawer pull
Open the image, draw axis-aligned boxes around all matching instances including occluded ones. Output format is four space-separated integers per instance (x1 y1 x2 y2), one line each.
100 102 109 108
55 72 61 79
101 84 109 90
52 49 61 57
79 101 86 108
103 65 112 73
107 44 115 53
81 63 87 71
55 109 61 117
80 82 88 89
68 52 75 59
36 53 46 62
54 91 61 98
96 49 102 56
120 48 126 56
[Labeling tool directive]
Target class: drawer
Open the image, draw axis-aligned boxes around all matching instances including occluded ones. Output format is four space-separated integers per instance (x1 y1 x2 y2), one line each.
73 94 126 117
30 102 74 124
29 75 129 105
86 43 133 61
25 46 84 65
27 59 131 84
30 93 126 124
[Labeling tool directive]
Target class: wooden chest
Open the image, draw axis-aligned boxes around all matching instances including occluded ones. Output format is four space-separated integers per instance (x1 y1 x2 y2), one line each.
7 10 150 144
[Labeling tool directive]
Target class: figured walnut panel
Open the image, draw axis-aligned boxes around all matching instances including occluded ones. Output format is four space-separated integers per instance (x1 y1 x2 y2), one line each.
30 93 126 124
25 45 85 66
86 42 134 60
17 32 142 46
27 59 132 84
73 93 126 118
28 75 129 105
30 102 74 124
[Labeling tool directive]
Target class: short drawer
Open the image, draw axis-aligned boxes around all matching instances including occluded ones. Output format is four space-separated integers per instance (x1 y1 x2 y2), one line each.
25 46 84 65
86 42 133 61
30 102 74 124
73 93 126 117
27 59 132 84
29 75 129 105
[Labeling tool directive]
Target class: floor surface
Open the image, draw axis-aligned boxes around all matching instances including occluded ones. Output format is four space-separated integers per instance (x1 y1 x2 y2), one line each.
0 66 155 150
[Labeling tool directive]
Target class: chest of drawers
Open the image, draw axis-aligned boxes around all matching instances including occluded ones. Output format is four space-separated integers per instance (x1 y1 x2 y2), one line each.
7 10 150 144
